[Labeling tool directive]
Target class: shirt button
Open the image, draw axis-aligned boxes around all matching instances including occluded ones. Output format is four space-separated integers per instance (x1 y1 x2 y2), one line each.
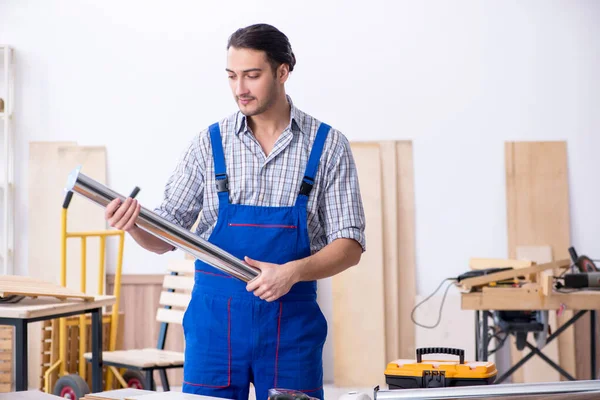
259 194 264 202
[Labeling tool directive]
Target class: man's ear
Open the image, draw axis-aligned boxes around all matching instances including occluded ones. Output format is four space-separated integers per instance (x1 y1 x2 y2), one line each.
278 63 290 83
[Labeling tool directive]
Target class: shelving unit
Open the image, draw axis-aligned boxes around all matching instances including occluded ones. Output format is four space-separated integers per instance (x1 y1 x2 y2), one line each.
1 45 15 276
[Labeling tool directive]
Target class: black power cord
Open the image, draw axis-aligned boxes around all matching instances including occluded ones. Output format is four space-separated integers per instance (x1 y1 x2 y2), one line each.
411 278 457 329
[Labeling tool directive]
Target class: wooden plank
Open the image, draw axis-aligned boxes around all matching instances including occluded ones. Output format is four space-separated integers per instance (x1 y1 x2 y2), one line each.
167 259 195 275
379 142 399 362
469 258 534 270
0 276 94 300
333 143 386 387
460 259 569 289
505 141 575 381
162 275 194 291
513 246 560 383
155 308 184 325
0 296 115 319
159 292 190 308
461 289 600 310
28 143 107 389
0 325 10 392
0 328 11 340
84 349 183 368
396 141 416 360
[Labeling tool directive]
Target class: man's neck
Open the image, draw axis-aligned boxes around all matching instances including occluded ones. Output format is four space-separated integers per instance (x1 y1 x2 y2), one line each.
247 94 291 138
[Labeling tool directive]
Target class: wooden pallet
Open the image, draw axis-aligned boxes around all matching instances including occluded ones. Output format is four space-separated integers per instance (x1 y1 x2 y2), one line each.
0 276 94 302
0 326 12 393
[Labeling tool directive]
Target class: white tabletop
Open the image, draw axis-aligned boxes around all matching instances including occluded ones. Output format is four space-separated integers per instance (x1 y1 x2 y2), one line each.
85 389 230 400
0 391 63 399
0 295 115 319
128 393 231 400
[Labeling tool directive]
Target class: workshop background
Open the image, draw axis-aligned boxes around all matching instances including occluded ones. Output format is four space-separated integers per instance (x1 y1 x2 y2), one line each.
1 0 600 395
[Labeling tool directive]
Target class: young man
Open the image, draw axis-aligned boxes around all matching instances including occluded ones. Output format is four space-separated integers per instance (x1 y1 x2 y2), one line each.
105 23 366 400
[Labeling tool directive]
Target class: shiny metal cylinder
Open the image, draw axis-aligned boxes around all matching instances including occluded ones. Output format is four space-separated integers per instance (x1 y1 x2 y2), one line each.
374 380 600 399
65 166 260 282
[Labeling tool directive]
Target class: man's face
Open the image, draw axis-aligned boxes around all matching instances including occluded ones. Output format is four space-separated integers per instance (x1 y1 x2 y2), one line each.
226 47 282 117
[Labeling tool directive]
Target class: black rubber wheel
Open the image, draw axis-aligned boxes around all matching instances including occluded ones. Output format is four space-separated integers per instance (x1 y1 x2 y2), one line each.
53 374 90 399
123 370 146 389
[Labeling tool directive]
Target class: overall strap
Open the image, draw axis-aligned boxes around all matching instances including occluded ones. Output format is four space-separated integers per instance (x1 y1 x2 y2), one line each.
297 122 331 204
208 123 230 203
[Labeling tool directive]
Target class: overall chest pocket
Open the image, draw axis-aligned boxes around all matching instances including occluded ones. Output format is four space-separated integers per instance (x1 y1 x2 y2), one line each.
223 221 300 265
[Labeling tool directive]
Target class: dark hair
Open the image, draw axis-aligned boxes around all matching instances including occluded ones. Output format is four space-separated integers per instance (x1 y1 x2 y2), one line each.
227 24 296 73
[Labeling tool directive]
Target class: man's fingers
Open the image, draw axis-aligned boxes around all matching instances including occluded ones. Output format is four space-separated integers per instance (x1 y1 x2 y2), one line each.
120 201 140 231
108 198 132 227
245 256 263 270
113 197 133 221
259 291 273 301
252 285 269 298
246 276 261 292
114 199 136 229
105 198 121 219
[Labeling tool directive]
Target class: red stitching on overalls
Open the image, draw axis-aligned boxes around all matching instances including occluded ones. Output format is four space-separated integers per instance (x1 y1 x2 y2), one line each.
229 223 297 229
274 301 283 387
273 301 323 394
183 297 232 388
194 269 232 278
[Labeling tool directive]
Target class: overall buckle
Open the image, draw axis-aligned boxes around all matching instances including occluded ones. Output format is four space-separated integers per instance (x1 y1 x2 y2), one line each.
216 175 229 192
299 176 314 196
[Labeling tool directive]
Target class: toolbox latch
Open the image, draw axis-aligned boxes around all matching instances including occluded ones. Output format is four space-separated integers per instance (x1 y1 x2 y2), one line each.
422 370 446 388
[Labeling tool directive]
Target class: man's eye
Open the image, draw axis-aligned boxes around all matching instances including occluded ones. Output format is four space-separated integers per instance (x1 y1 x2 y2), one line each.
248 75 259 79
228 75 236 80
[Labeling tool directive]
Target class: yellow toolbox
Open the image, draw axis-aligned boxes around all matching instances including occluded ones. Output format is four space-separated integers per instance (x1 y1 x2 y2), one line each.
384 348 497 389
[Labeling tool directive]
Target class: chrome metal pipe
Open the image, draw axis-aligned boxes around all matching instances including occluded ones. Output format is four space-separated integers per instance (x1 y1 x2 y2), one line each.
65 166 260 282
374 380 600 399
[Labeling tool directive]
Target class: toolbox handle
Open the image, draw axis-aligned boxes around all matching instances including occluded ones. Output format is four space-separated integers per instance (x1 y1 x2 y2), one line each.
416 347 465 364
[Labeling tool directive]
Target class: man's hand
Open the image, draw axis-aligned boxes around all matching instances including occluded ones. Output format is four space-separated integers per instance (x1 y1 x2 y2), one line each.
104 198 174 254
105 197 141 232
245 256 298 302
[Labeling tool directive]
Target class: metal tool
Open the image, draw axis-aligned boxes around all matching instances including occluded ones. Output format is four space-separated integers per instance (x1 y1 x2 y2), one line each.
564 272 600 289
64 166 260 282
374 379 600 399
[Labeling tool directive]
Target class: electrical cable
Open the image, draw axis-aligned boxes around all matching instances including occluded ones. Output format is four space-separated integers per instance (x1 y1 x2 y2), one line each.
488 331 509 355
411 278 457 329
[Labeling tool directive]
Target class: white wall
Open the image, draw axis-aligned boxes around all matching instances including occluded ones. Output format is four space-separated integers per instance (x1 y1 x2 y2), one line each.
2 0 599 383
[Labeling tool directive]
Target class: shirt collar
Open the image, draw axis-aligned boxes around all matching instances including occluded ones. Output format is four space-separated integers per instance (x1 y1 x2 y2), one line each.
235 95 304 136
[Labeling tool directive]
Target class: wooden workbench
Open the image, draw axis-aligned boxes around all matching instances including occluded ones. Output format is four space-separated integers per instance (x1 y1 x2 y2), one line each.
461 287 599 383
462 287 600 311
0 295 116 392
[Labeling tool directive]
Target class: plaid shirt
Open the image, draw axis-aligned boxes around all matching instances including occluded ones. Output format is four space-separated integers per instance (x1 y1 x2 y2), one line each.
154 97 366 254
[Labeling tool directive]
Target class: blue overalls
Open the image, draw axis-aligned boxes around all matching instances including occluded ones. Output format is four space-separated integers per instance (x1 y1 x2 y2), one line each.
181 122 331 400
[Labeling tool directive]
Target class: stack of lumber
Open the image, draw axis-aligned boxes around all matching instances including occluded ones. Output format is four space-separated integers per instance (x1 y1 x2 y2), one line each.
332 141 416 387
